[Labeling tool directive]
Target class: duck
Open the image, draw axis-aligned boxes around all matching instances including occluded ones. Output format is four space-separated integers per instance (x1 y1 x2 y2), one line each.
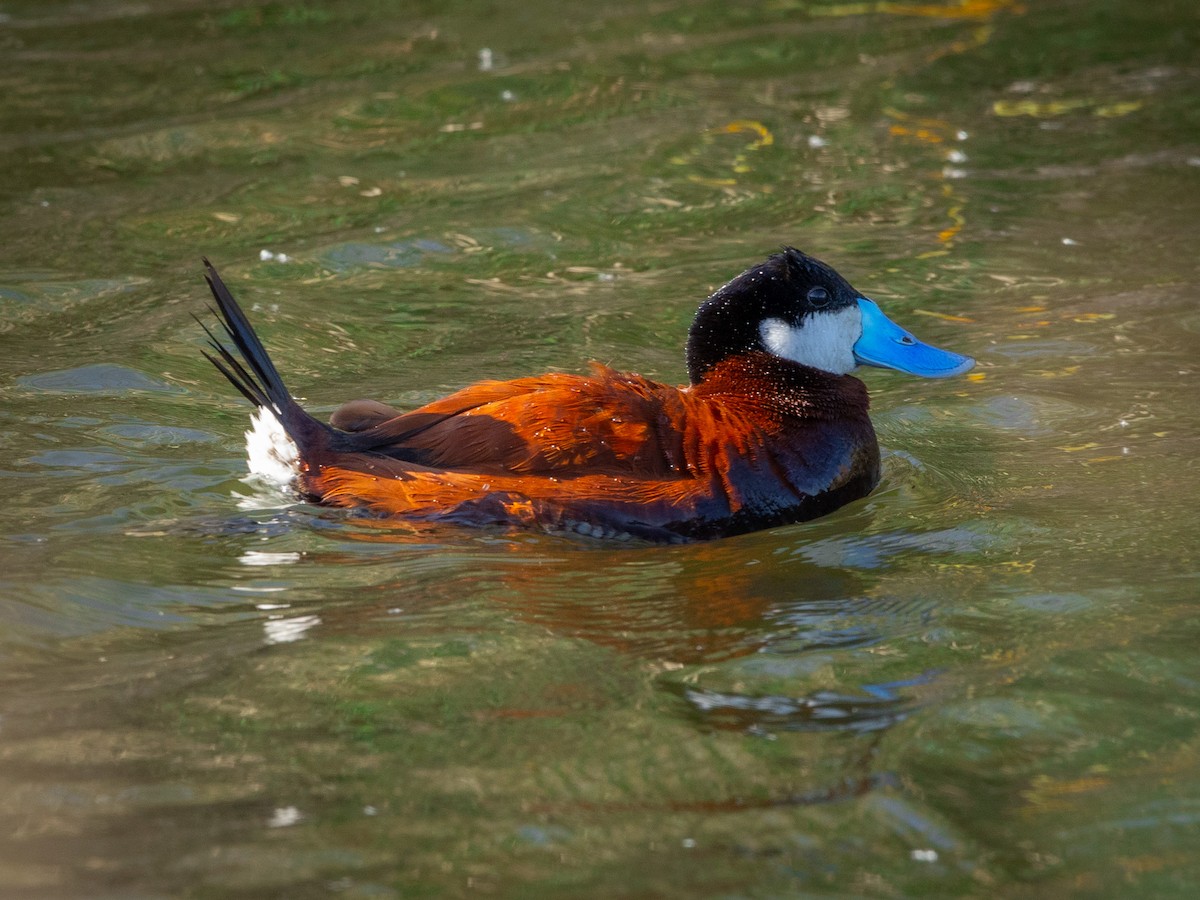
198 247 973 542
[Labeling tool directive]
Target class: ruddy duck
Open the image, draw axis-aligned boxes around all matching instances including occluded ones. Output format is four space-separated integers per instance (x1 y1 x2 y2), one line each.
199 248 973 542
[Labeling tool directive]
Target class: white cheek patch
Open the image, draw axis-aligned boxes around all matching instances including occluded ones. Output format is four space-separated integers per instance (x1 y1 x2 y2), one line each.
759 305 862 375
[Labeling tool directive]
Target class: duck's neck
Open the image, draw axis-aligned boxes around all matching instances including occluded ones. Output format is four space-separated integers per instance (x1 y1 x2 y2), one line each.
689 352 870 421
686 291 765 384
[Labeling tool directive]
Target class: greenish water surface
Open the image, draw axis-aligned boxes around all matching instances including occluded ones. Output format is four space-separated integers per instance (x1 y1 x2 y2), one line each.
2 0 1199 896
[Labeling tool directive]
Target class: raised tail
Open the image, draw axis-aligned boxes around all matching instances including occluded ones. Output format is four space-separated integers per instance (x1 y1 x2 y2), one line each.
198 259 330 490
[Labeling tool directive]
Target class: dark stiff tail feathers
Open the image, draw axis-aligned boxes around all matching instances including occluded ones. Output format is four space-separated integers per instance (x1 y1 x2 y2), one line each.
197 258 297 418
197 258 339 472
198 261 393 472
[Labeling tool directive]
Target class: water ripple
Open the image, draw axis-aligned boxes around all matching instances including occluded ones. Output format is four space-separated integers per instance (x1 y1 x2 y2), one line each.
677 683 915 734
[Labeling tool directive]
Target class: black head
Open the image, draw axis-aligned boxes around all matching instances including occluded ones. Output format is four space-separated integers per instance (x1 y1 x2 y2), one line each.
685 247 864 384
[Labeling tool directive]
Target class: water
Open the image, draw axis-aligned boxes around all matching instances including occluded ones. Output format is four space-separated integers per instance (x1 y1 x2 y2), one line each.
2 0 1199 896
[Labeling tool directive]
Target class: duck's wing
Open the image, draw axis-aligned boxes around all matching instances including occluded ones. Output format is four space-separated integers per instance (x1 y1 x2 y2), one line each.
328 366 696 478
329 399 405 432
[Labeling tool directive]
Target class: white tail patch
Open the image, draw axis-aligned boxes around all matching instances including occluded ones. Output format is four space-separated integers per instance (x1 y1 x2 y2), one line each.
244 406 300 489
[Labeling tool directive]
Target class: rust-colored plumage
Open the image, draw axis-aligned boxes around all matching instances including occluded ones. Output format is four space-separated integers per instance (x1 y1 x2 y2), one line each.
199 248 971 542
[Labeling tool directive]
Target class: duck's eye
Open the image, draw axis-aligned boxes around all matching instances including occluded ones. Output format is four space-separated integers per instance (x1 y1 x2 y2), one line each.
807 286 831 307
